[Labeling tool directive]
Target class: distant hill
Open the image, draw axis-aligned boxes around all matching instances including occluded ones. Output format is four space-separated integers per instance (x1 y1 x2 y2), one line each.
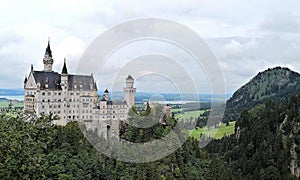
223 67 300 122
0 89 24 95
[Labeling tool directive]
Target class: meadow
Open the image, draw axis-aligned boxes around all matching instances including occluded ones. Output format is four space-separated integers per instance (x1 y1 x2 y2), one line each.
190 121 236 140
0 101 23 108
172 109 205 120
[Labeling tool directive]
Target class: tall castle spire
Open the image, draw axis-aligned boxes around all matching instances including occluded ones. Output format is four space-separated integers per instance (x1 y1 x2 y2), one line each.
43 38 54 71
62 58 68 74
45 38 52 58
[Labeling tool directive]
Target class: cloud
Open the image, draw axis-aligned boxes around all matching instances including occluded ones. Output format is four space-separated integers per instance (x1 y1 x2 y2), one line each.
1 0 300 94
261 12 300 33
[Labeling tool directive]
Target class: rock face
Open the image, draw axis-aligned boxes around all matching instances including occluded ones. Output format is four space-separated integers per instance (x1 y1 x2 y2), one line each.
223 67 300 122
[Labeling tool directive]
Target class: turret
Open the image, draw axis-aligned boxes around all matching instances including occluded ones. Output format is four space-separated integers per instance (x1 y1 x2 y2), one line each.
60 58 68 90
24 76 27 88
43 39 54 71
123 75 136 107
104 89 109 101
62 58 68 74
126 75 134 88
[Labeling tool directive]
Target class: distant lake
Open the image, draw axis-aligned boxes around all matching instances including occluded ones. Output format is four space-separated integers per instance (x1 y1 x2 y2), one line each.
0 95 23 101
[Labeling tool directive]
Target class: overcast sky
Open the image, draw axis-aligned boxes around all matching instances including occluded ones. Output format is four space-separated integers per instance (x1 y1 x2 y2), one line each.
1 0 300 94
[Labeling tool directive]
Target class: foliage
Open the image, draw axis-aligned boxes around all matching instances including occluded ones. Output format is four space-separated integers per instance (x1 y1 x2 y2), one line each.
206 95 300 179
223 67 300 122
0 110 232 179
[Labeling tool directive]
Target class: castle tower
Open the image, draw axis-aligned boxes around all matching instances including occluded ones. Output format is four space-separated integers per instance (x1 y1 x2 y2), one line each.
43 39 54 72
104 89 110 101
61 58 68 88
60 58 69 126
123 75 136 107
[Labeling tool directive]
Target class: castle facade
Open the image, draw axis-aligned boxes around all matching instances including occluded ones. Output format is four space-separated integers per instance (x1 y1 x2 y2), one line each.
24 40 136 128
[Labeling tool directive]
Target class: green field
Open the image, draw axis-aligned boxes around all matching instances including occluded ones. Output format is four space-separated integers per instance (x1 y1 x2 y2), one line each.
190 121 236 140
0 101 23 108
174 109 205 120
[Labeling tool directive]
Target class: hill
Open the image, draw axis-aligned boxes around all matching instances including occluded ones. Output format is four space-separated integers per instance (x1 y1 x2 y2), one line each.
206 94 300 178
0 89 24 95
223 67 300 122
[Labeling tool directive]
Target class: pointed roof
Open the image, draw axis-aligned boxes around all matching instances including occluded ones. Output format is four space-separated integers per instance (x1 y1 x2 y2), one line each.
104 89 109 93
45 39 52 58
126 75 134 80
62 58 68 74
94 82 98 90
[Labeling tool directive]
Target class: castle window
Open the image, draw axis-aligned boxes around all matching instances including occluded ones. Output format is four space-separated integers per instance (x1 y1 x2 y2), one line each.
113 116 115 118
42 99 45 102
58 92 61 95
58 105 60 108
49 105 52 108
48 99 50 102
48 92 51 95
42 92 45 95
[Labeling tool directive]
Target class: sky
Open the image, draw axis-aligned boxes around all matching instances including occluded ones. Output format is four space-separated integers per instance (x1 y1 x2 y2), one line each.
1 0 300 94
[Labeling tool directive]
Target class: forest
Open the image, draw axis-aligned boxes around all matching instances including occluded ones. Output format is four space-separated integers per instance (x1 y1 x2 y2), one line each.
1 93 299 179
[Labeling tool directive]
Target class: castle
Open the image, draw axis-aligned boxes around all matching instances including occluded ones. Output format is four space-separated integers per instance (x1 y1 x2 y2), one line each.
24 40 136 131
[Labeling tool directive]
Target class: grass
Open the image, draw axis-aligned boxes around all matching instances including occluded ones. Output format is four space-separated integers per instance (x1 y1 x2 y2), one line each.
0 101 23 108
190 121 236 140
174 110 205 120
171 108 182 113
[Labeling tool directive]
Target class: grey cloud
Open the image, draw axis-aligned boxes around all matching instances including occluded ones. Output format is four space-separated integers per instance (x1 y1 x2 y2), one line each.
0 30 22 50
261 12 300 33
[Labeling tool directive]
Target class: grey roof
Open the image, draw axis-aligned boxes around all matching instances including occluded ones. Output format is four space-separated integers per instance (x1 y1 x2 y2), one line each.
95 99 127 109
32 71 97 91
45 41 52 58
32 71 61 90
126 75 134 80
67 74 97 91
61 59 68 74
97 96 126 105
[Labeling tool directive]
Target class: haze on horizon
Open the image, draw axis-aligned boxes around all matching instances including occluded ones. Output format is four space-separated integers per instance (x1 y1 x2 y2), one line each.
1 0 300 94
